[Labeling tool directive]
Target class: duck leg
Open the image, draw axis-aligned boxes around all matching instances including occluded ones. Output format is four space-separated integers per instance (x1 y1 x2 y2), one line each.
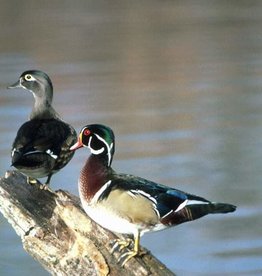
118 231 141 266
39 174 53 191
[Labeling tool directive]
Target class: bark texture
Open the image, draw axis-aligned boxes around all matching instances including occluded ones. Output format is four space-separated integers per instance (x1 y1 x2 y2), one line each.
0 170 175 276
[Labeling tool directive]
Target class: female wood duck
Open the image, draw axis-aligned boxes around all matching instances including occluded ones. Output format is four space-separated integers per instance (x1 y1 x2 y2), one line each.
8 70 77 189
70 124 236 266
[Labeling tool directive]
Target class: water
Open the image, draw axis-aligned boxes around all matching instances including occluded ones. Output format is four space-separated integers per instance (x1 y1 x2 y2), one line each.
0 1 261 275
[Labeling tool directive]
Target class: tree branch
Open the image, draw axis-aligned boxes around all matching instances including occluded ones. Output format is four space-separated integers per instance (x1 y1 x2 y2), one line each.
0 170 175 276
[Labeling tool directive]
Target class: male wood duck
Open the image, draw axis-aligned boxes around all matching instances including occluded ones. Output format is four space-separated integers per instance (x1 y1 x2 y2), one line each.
8 70 77 189
70 124 236 266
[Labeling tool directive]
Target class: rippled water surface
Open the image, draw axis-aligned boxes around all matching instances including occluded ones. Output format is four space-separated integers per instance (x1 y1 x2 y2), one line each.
0 1 262 275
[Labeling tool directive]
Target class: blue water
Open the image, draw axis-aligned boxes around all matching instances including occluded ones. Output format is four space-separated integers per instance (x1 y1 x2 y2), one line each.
0 1 262 275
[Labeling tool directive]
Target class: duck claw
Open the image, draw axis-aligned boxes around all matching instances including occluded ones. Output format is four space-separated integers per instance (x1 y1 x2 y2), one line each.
118 250 139 266
39 183 53 192
110 238 133 254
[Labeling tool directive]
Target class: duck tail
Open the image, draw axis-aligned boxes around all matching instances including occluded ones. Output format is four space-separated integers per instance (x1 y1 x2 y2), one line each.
209 202 237 214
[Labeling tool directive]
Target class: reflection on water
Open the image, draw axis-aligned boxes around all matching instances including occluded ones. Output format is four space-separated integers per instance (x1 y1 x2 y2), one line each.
0 1 262 275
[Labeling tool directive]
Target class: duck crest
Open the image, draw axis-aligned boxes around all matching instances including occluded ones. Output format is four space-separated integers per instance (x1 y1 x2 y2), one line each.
79 154 110 202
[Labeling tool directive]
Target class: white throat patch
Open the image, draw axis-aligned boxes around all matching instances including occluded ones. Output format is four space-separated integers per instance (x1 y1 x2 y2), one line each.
88 134 114 166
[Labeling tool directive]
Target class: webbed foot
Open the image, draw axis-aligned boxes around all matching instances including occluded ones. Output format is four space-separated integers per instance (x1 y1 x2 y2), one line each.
110 238 133 254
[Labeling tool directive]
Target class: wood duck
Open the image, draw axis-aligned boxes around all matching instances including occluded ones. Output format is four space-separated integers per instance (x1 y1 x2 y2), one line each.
70 124 236 266
8 70 77 189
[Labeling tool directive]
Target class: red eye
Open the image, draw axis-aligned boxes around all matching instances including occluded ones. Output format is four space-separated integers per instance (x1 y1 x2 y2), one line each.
83 129 90 136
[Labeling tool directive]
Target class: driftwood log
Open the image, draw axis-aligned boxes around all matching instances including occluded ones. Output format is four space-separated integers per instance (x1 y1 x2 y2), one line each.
0 170 175 276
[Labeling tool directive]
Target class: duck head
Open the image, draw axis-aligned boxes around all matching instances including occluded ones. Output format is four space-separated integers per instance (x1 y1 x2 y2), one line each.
71 124 115 167
8 70 56 119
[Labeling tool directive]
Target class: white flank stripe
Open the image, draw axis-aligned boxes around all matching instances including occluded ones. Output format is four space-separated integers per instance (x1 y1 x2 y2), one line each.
127 191 137 198
130 189 160 217
91 180 112 204
174 199 209 213
130 189 157 204
161 209 173 219
24 150 44 156
175 199 188 212
186 200 209 206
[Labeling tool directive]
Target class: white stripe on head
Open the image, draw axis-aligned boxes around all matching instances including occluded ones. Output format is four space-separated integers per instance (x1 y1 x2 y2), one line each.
94 133 113 166
88 136 105 155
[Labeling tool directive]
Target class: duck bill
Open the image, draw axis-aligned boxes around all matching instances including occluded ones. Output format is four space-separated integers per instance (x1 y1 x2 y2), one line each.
70 137 83 151
7 79 22 89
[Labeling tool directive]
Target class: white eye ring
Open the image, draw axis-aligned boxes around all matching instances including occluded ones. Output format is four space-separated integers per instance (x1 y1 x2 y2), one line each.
24 74 35 81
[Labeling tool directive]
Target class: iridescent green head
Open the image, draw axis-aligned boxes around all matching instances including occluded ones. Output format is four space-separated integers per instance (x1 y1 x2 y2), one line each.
71 124 115 166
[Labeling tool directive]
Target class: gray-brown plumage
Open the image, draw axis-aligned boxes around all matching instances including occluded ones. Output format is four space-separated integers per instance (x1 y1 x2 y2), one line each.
8 70 77 188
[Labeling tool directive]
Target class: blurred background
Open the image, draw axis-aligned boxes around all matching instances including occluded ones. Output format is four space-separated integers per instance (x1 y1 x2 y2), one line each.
0 1 261 275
